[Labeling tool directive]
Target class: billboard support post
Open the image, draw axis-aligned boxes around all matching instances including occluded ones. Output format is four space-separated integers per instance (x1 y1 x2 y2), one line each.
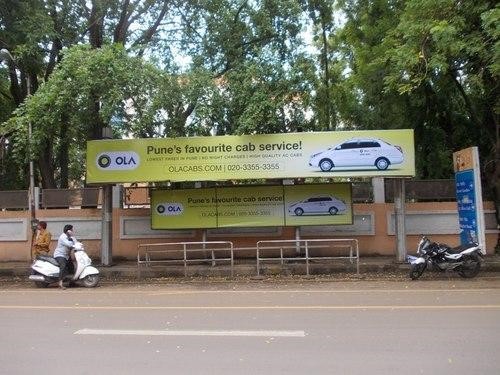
100 127 113 266
100 185 112 266
372 177 385 203
394 179 406 262
295 227 301 255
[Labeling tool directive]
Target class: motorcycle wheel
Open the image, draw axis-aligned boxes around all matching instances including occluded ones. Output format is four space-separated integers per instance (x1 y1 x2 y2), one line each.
82 274 100 288
34 281 48 288
458 259 481 278
409 263 426 280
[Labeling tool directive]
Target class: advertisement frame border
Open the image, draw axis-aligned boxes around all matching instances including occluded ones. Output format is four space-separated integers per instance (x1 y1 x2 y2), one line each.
150 183 354 230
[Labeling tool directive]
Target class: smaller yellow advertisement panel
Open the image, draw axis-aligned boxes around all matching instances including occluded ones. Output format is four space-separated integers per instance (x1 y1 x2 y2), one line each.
284 184 352 226
216 186 285 227
152 188 217 229
151 184 352 229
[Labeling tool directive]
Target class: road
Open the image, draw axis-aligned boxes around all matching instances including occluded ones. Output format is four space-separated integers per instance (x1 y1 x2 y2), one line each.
1 277 500 375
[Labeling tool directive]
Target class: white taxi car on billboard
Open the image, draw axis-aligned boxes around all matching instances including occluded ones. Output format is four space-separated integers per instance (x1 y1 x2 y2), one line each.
309 138 404 172
288 196 346 216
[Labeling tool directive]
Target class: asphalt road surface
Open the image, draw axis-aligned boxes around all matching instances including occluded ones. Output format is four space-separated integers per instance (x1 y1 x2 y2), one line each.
1 276 500 375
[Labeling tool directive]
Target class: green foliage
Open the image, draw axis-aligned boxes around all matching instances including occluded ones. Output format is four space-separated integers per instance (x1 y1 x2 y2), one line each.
2 44 163 187
328 0 498 190
0 69 15 123
0 0 498 210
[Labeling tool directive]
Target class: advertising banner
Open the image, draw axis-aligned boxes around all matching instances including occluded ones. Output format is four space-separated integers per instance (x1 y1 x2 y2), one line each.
87 129 414 183
151 184 352 229
152 188 217 229
284 184 352 226
453 147 485 252
216 186 285 228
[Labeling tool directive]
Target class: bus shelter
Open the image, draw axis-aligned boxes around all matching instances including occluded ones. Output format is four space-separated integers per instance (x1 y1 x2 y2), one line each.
86 129 415 265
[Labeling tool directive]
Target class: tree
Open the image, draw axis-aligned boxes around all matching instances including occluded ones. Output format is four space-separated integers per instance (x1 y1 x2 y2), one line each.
1 0 314 188
0 0 188 188
382 0 499 218
3 45 162 188
302 0 338 131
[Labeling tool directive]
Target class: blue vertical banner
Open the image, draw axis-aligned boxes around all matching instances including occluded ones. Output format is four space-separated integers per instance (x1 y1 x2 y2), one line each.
455 170 478 244
453 147 485 252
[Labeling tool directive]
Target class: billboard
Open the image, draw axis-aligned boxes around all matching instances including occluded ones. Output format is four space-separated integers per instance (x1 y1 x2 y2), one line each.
87 130 415 183
151 184 352 229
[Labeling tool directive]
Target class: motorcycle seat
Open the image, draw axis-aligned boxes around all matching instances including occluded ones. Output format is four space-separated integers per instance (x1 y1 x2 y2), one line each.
446 244 476 254
36 255 59 267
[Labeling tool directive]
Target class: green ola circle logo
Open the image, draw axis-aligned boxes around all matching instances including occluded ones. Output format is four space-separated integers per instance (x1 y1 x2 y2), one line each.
97 154 111 168
96 151 140 170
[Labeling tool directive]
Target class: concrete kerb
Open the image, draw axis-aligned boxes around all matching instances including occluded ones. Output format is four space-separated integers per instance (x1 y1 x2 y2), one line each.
1 255 500 280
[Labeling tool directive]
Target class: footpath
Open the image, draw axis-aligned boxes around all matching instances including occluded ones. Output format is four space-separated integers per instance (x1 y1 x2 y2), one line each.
1 255 499 280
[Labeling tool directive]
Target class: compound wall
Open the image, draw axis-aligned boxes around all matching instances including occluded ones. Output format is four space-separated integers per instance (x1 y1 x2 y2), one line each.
0 202 497 261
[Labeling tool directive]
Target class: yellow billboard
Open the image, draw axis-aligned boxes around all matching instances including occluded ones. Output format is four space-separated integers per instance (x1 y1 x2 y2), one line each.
87 130 414 183
151 184 352 229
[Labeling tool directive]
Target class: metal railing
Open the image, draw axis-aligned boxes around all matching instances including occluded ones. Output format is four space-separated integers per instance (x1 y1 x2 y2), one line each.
352 182 373 203
385 179 457 202
0 190 28 209
41 188 101 208
256 239 359 276
137 241 234 277
0 179 490 210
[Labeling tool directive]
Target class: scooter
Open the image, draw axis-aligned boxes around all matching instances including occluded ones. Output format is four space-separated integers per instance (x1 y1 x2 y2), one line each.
29 242 100 288
407 236 482 280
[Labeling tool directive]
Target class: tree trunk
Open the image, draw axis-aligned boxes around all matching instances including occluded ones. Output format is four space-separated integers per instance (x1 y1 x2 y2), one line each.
89 0 105 48
320 18 332 131
58 115 70 188
90 93 105 140
5 61 23 106
113 0 131 44
38 142 56 188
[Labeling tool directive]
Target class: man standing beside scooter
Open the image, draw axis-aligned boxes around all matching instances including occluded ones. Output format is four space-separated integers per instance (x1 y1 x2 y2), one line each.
32 221 52 258
53 224 76 290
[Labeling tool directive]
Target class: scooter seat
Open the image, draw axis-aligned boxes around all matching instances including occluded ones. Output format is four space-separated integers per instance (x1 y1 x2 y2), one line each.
36 255 59 267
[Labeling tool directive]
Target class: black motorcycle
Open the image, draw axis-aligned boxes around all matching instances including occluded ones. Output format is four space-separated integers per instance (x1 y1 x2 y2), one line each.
408 236 483 280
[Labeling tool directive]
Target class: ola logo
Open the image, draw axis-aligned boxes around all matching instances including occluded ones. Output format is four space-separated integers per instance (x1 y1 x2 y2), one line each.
96 152 140 170
97 154 111 168
156 203 184 216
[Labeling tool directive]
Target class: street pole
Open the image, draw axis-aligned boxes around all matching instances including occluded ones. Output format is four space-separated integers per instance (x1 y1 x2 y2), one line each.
101 185 113 265
27 74 37 260
27 75 36 219
100 127 113 266
394 179 407 262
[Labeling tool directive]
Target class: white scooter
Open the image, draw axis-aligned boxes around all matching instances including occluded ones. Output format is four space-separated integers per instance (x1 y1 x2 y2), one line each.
29 242 100 288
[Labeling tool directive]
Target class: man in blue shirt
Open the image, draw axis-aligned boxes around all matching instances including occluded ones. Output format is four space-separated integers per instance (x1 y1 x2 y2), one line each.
53 224 76 289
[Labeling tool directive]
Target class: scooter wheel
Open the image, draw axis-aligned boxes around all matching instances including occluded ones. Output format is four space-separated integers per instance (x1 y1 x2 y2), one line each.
82 274 100 288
